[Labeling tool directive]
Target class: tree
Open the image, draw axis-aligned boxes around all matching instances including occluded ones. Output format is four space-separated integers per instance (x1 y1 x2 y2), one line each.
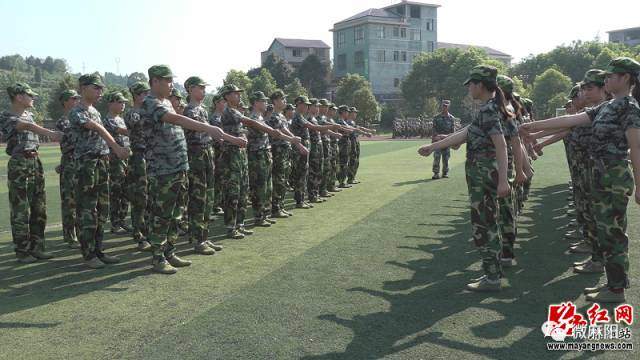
250 68 277 97
222 70 252 103
335 74 379 123
43 56 55 72
246 67 262 79
34 68 43 84
263 53 294 88
296 54 329 98
283 77 308 104
531 68 572 118
380 103 398 129
352 88 380 123
593 48 617 70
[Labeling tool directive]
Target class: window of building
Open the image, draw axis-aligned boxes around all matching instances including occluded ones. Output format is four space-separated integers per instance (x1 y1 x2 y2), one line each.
428 41 435 52
393 51 400 62
394 78 400 87
401 51 407 62
394 5 405 16
337 54 346 70
355 26 365 44
400 28 407 39
426 19 435 31
393 27 399 38
337 31 345 48
354 51 364 68
292 48 302 57
375 25 386 39
375 50 385 62
409 29 421 41
410 5 421 18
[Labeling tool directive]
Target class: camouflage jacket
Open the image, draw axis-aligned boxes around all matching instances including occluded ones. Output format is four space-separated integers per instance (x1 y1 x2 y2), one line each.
247 111 270 152
316 115 331 142
124 107 147 151
290 112 310 141
432 113 458 136
221 106 248 146
69 103 109 159
183 103 212 147
466 99 503 158
0 110 39 156
266 112 290 148
142 94 188 176
104 114 130 148
55 113 74 155
587 96 640 160
307 116 322 143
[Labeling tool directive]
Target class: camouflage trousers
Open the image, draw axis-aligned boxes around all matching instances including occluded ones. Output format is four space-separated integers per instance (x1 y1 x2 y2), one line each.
291 140 310 204
591 159 633 289
308 140 324 200
212 142 224 211
109 156 129 227
147 171 187 262
320 139 332 193
465 158 502 280
188 146 215 244
432 148 451 175
76 157 109 260
329 142 339 190
59 153 78 244
575 154 601 263
127 150 148 242
8 154 46 256
337 138 351 185
564 140 576 204
347 137 360 182
499 156 517 258
220 146 248 229
248 149 273 219
271 145 291 212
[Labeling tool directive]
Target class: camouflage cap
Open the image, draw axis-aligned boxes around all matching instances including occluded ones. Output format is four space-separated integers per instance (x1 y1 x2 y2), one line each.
463 65 498 86
59 89 81 102
211 93 225 103
184 76 209 89
129 81 150 96
170 88 184 99
309 98 319 105
349 107 359 113
239 101 249 110
250 91 269 103
148 65 173 79
442 99 451 106
220 84 244 96
338 105 349 113
581 69 606 87
266 104 274 112
496 75 514 93
104 91 128 103
319 98 330 106
294 95 312 105
568 84 581 99
284 103 295 111
269 89 287 100
78 73 105 88
330 104 338 110
564 100 573 108
605 57 640 75
7 82 38 98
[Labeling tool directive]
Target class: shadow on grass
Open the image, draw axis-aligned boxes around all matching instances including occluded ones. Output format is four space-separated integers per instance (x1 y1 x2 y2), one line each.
306 183 602 360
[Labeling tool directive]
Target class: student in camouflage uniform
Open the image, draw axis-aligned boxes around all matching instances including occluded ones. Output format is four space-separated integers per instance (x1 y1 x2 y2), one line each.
55 89 82 249
521 57 640 303
103 91 131 234
419 65 511 292
124 81 152 251
335 105 353 188
306 99 326 203
431 100 458 179
346 107 375 184
168 88 189 234
317 99 343 197
70 74 130 269
208 94 226 216
326 104 342 193
283 103 296 191
183 76 220 255
1 83 63 263
143 66 246 274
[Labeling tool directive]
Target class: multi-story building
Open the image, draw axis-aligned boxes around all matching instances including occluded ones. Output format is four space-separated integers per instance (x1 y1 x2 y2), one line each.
261 38 331 69
608 27 640 47
331 1 440 101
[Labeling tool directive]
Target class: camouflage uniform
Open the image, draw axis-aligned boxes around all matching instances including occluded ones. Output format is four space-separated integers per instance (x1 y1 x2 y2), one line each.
266 110 291 213
317 113 333 194
585 96 640 289
335 114 351 186
104 112 130 229
1 110 47 258
56 112 79 246
220 106 249 230
465 98 504 281
69 103 111 260
247 110 273 220
307 114 324 201
346 118 359 183
497 105 518 259
124 105 149 242
208 112 224 213
143 94 189 263
431 113 457 176
289 111 310 204
183 102 215 245
328 114 340 191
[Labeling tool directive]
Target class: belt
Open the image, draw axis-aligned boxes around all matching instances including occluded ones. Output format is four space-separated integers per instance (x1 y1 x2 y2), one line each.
467 152 496 160
82 153 110 161
21 150 39 158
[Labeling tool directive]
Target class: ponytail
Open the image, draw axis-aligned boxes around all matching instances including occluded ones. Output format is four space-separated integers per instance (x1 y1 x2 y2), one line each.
632 74 640 104
485 81 514 120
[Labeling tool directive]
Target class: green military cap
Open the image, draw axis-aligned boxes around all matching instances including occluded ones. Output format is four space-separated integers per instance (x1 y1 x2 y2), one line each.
104 91 128 103
266 104 274 112
581 69 606 87
220 84 244 96
521 97 533 107
605 57 640 75
564 100 573 108
7 82 38 98
294 95 311 105
250 91 269 103
463 65 498 86
318 98 330 106
496 75 514 93
442 99 451 106
184 76 209 89
148 64 173 79
211 93 224 103
330 104 338 110
269 89 287 100
284 103 295 111
238 100 249 110
348 107 358 113
170 88 184 99
78 73 105 88
58 89 80 102
338 105 349 113
309 98 319 105
129 81 150 96
568 84 581 99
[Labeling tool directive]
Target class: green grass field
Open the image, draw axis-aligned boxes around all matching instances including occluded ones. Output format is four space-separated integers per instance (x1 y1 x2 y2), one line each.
0 142 638 359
